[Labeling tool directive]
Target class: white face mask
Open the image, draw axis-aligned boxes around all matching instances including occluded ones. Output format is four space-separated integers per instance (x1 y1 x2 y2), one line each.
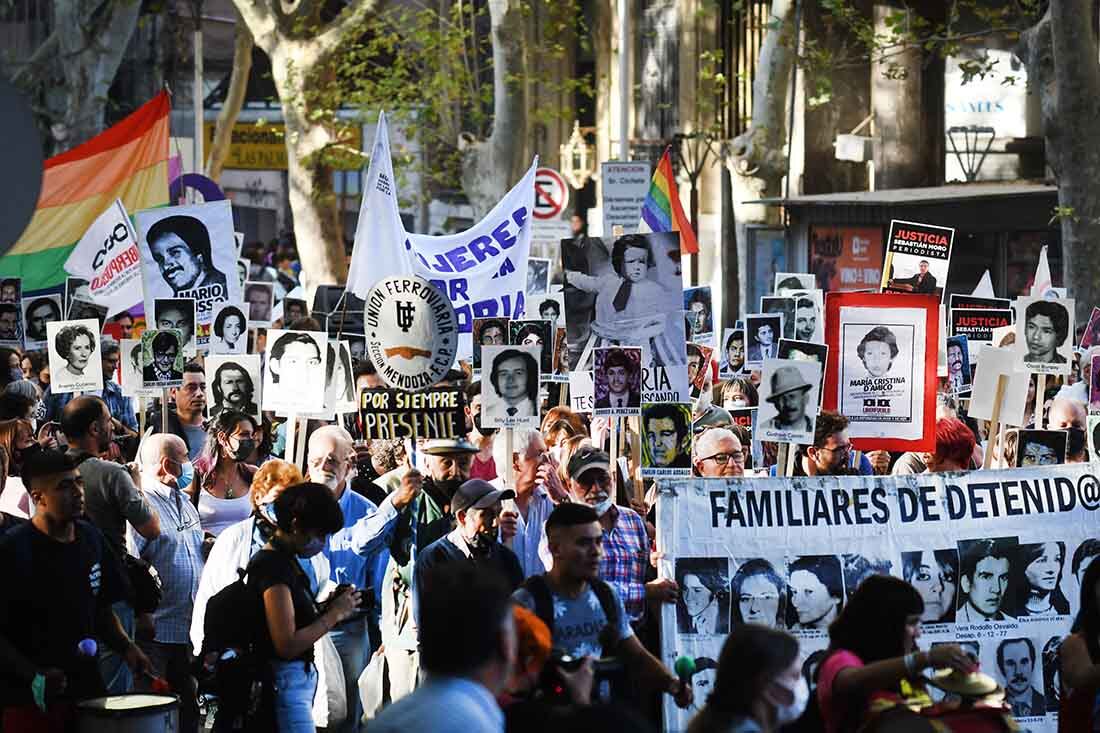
772 677 809 725
590 495 614 517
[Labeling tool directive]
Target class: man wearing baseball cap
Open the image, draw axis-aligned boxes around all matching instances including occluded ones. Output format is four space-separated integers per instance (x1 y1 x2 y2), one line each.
414 479 524 596
759 364 814 433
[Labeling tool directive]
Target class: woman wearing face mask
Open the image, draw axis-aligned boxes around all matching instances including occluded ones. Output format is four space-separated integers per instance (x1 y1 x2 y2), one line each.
0 417 39 477
248 481 360 732
192 410 260 537
687 624 805 733
816 575 975 733
0 347 22 391
721 377 759 410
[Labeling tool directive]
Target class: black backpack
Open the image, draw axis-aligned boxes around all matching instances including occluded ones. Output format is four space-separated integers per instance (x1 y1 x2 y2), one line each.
522 574 622 655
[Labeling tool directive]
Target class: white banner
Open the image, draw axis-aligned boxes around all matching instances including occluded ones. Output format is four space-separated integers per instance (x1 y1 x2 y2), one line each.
657 465 1100 732
348 112 537 359
63 199 143 317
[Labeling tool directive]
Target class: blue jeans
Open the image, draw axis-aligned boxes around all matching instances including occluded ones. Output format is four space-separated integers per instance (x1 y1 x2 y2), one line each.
328 618 367 733
98 601 133 694
271 660 318 733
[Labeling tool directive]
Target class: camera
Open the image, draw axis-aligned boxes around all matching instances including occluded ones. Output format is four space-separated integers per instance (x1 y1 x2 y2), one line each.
320 583 373 619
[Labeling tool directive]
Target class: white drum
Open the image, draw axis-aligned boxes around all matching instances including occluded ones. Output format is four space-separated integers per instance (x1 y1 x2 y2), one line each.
76 694 179 733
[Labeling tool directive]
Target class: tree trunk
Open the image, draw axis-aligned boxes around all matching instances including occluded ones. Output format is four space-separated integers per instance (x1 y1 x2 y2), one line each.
51 0 142 152
459 0 529 217
206 13 254 182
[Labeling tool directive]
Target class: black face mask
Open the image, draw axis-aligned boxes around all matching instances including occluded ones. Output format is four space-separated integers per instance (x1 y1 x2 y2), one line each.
231 439 257 463
433 477 464 500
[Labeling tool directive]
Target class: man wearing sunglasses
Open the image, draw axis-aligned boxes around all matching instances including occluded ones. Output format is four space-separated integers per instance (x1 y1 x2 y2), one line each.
692 428 745 478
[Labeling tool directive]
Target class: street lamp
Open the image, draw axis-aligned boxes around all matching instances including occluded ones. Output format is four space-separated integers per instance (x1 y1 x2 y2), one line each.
560 121 598 190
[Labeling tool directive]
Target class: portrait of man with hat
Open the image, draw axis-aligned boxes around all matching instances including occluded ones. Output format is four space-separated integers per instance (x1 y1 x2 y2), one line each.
758 360 820 441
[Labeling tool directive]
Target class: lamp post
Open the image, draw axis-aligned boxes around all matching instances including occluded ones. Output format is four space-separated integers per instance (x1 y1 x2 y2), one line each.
560 121 598 190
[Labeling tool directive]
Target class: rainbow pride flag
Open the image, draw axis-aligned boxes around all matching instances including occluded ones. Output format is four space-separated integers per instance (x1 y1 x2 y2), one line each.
1 92 170 292
637 147 698 255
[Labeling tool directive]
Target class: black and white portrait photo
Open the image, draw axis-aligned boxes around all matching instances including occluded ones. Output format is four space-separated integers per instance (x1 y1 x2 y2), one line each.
526 257 550 295
956 537 1018 622
757 359 821 444
774 272 816 292
154 298 197 356
236 257 249 290
594 346 642 416
22 295 61 349
761 296 796 339
530 290 564 330
66 297 108 332
63 277 89 316
141 329 184 388
46 319 103 394
346 334 366 365
1014 296 1074 375
0 278 21 305
842 554 893 601
674 557 730 635
774 290 824 344
1013 541 1071 618
509 319 554 376
640 402 692 473
206 354 261 421
1042 636 1062 713
1015 429 1068 468
324 340 356 415
719 328 744 378
0 301 22 347
744 313 782 365
684 286 714 342
211 302 248 355
994 637 1046 719
282 297 309 326
472 317 509 372
120 338 157 397
730 558 787 628
786 555 844 631
901 549 959 624
777 339 828 400
244 281 275 327
262 329 327 414
481 345 540 428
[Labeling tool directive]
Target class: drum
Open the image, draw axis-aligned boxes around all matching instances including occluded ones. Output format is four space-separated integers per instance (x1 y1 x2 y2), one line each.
75 694 179 733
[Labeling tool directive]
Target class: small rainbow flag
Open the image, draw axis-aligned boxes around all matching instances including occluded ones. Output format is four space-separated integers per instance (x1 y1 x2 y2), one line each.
637 147 698 254
1 92 170 292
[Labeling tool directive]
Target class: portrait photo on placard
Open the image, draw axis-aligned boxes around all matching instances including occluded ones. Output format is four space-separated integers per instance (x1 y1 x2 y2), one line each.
640 403 692 475
206 354 261 420
324 340 356 414
719 328 745 377
1014 296 1074 375
210 302 249 355
551 327 569 381
346 334 366 365
761 296 796 340
730 558 787 629
1013 541 1072 618
0 299 23 348
120 339 157 398
262 329 327 414
757 358 821 444
774 272 816 292
236 257 250 290
0 277 22 305
990 636 1046 719
946 335 972 395
744 313 782 365
684 286 714 342
777 339 828 399
529 289 564 330
282 297 309 326
786 555 844 632
526 257 551 296
776 289 825 344
473 317 509 372
67 297 108 332
46 319 103 394
593 346 642 416
900 549 959 624
1041 635 1063 713
1015 429 1067 467
63 277 90 315
140 328 184 388
956 536 1018 623
481 344 541 428
686 343 713 394
22 295 61 350
244 281 275 327
154 298 197 356
510 319 554 375
881 220 953 300
674 557 730 635
842 554 893 602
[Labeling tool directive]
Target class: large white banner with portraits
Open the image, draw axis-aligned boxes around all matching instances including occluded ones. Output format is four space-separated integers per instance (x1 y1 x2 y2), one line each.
657 465 1100 733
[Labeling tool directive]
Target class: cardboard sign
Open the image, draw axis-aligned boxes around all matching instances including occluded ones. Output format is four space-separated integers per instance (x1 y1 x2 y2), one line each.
359 387 466 440
47 319 104 394
364 276 458 391
950 308 1013 361
881 220 954 301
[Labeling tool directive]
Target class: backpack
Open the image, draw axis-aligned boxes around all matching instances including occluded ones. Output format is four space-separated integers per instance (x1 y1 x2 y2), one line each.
522 574 622 655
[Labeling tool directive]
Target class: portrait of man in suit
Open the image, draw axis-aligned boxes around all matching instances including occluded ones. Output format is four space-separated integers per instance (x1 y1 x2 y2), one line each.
595 347 641 409
146 215 229 297
746 315 781 363
142 330 183 385
210 361 259 419
484 347 540 422
997 638 1045 718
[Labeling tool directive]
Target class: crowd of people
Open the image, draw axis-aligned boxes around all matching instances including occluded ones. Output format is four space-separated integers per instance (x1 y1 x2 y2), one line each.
0 242 1099 733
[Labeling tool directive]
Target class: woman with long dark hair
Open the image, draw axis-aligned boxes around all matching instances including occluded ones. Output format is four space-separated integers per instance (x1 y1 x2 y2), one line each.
817 575 973 733
192 410 260 536
1058 557 1100 731
687 624 804 733
1015 541 1071 617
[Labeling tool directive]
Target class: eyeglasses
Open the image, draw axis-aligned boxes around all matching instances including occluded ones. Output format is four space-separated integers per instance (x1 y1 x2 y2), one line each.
819 443 852 456
701 451 744 465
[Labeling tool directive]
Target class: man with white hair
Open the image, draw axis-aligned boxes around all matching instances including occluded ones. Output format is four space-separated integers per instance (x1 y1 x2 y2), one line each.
493 428 568 577
307 424 420 733
692 428 746 478
1047 396 1088 462
134 434 203 732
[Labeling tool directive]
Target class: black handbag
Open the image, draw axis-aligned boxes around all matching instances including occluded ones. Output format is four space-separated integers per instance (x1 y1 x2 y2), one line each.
122 552 163 614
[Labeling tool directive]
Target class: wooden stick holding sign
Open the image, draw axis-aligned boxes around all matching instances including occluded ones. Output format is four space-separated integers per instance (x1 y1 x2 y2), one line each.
608 417 620 497
785 443 798 476
630 417 643 504
294 416 308 470
284 414 298 468
161 389 169 434
138 397 146 437
982 374 1006 470
775 443 790 477
1035 374 1046 430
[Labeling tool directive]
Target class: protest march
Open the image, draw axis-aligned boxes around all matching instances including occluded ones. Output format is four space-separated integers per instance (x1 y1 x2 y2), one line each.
1 69 1100 733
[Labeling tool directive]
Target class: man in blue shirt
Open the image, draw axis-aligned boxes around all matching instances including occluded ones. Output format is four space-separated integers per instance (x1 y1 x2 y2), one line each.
307 425 420 733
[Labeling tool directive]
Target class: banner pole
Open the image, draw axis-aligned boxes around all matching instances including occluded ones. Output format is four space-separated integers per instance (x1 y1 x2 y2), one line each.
285 413 297 466
630 417 643 504
609 417 620 499
1035 373 1046 430
160 389 169 434
503 427 515 550
982 375 1006 470
785 443 797 476
138 397 146 436
775 443 789 478
294 416 308 469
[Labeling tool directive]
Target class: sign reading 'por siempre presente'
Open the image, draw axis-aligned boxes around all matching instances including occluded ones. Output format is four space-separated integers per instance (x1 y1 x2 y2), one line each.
358 387 466 440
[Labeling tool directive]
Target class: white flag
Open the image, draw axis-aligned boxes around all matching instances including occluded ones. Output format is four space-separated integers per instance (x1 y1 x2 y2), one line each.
971 269 995 298
64 199 143 317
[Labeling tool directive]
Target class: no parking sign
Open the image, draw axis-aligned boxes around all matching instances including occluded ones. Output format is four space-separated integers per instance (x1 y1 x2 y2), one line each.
533 167 568 220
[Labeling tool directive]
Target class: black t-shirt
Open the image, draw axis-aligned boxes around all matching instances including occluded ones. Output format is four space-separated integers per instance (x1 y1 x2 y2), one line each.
0 520 127 706
0 512 27 539
247 547 319 662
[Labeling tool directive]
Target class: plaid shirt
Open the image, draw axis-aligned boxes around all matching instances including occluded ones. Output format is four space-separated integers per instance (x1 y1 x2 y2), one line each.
600 504 649 622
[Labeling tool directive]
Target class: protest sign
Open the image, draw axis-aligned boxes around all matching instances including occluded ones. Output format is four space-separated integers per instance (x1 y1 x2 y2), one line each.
481 345 541 428
67 297 108 333
526 257 550 295
774 272 815 292
153 298 197 356
968 346 1029 428
120 339 158 398
46 319 103 394
244 281 274 326
718 328 744 378
0 278 21 306
63 199 143 317
527 286 564 332
472 317 508 374
757 359 821 444
686 343 713 397
510 320 553 376
950 308 1013 362
282 297 309 324
325 341 357 415
206 354 261 421
760 296 795 340
824 292 938 451
1090 417 1100 459
1091 354 1100 415
1013 297 1074 376
1014 429 1067 467
22 295 61 350
728 407 755 436
684 286 714 344
210 302 248 354
262 330 327 414
136 200 242 349
658 467 1100 733
562 231 688 411
743 313 782 367
777 339 828 402
946 335 972 395
359 387 466 440
881 220 953 300
0 299 22 349
640 403 693 477
593 346 642 417
63 277 89 316
140 328 184 389
551 327 568 382
1080 307 1100 350
776 288 824 344
364 276 458 391
950 294 1011 312
347 113 535 358
600 161 650 236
